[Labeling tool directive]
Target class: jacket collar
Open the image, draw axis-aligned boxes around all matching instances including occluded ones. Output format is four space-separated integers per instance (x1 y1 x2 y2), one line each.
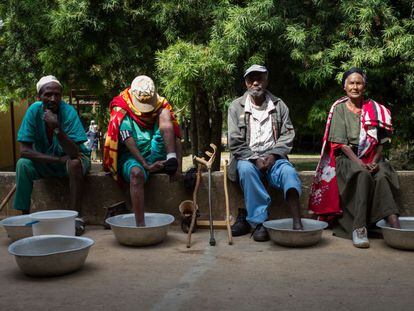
239 90 280 108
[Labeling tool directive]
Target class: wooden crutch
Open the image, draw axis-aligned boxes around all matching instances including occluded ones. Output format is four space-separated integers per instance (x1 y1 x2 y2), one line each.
194 143 217 246
223 160 233 245
0 184 16 213
186 164 202 248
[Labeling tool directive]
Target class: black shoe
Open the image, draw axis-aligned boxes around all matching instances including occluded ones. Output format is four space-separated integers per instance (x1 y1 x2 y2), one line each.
164 158 178 176
252 224 269 242
75 217 86 236
231 208 251 236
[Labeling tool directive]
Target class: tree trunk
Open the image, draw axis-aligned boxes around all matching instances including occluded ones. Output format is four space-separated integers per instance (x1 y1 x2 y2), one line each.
194 85 211 157
190 99 198 157
180 117 191 156
209 98 222 171
192 86 223 171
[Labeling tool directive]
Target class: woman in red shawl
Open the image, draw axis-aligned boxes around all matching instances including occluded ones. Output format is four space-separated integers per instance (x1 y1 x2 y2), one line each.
309 68 400 248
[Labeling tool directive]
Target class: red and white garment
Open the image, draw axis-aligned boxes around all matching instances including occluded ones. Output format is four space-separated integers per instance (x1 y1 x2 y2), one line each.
358 99 392 162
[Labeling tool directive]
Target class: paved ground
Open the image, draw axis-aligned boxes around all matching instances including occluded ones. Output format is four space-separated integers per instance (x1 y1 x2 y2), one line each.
0 226 413 311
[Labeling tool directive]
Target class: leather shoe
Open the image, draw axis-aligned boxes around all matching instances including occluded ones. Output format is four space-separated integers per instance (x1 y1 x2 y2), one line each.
75 217 86 236
231 208 250 236
164 158 178 176
252 224 269 242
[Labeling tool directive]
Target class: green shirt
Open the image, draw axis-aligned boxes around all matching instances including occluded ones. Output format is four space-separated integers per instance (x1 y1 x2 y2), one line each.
18 101 90 157
328 103 361 146
118 115 165 165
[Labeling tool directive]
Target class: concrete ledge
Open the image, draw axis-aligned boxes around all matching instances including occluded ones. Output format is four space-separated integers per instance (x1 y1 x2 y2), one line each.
1 171 413 225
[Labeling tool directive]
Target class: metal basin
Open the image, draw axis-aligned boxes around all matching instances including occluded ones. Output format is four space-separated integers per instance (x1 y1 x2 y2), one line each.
376 217 414 250
264 218 328 247
8 235 94 277
0 215 33 242
105 213 174 246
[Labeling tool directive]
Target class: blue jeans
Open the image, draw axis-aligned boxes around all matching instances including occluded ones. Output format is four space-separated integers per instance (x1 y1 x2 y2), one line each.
237 159 302 225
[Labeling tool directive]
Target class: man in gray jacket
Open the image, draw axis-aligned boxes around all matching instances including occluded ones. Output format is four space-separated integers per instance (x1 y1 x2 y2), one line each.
227 65 303 241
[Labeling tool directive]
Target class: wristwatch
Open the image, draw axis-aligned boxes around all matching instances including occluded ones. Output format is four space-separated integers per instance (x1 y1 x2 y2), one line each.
53 128 60 135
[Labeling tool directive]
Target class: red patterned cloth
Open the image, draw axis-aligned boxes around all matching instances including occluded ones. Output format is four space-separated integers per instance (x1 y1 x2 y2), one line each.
103 88 180 181
308 97 393 218
358 99 393 163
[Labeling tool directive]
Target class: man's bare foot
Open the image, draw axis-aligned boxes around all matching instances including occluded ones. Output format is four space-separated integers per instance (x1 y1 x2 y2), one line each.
293 219 304 230
134 211 145 227
135 221 146 227
387 214 401 229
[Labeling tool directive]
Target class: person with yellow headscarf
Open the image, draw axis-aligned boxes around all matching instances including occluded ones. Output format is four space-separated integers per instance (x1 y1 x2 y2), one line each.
103 75 181 226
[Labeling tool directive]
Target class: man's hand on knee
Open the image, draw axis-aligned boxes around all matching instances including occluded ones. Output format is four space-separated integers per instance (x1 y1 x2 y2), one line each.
144 161 165 173
59 155 71 164
263 154 277 171
254 158 266 173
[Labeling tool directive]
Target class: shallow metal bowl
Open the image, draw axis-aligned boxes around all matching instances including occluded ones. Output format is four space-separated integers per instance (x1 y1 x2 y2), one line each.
0 215 33 242
105 213 174 246
263 218 328 247
376 217 414 250
8 235 94 277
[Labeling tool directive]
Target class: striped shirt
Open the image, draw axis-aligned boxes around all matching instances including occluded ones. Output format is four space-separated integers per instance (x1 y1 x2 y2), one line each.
244 95 277 158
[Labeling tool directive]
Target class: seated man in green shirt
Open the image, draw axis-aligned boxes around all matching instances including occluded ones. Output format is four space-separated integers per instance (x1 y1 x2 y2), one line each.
13 75 90 234
103 75 181 227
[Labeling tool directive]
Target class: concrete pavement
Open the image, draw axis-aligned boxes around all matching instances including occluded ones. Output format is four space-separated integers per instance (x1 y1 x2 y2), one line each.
0 226 413 311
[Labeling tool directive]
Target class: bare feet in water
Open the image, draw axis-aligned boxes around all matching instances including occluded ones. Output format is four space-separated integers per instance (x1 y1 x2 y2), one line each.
293 219 304 230
387 214 401 229
135 220 146 227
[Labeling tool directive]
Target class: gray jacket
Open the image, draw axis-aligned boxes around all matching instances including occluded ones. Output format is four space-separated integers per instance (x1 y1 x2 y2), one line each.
227 90 295 181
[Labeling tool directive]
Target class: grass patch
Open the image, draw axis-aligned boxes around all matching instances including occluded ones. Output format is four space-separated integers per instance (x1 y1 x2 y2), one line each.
291 161 318 171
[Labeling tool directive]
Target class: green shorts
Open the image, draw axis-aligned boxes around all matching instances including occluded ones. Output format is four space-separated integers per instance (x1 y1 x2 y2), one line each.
121 158 149 182
119 122 167 183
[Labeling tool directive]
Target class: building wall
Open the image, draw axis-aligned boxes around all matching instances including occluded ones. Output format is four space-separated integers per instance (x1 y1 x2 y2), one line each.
0 103 27 171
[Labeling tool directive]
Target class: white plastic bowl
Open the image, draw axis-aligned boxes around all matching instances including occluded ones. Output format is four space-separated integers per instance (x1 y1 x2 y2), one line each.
106 213 174 246
0 215 33 242
8 235 94 277
30 210 78 236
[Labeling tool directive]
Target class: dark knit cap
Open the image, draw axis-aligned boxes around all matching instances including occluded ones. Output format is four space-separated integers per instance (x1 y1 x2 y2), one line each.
342 67 367 87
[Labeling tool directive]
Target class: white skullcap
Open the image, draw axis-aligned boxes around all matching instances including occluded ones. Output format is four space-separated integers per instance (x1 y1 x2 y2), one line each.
36 75 62 93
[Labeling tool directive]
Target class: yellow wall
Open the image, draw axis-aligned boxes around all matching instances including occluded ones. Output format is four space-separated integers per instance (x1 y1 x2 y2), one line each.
0 103 27 171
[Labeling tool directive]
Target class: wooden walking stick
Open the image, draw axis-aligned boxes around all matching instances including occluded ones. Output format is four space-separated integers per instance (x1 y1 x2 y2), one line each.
223 160 233 245
0 184 16 213
187 164 202 248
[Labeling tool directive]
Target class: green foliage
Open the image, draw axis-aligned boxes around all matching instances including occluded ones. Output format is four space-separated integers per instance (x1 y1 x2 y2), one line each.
0 0 413 164
0 0 161 105
282 0 414 156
